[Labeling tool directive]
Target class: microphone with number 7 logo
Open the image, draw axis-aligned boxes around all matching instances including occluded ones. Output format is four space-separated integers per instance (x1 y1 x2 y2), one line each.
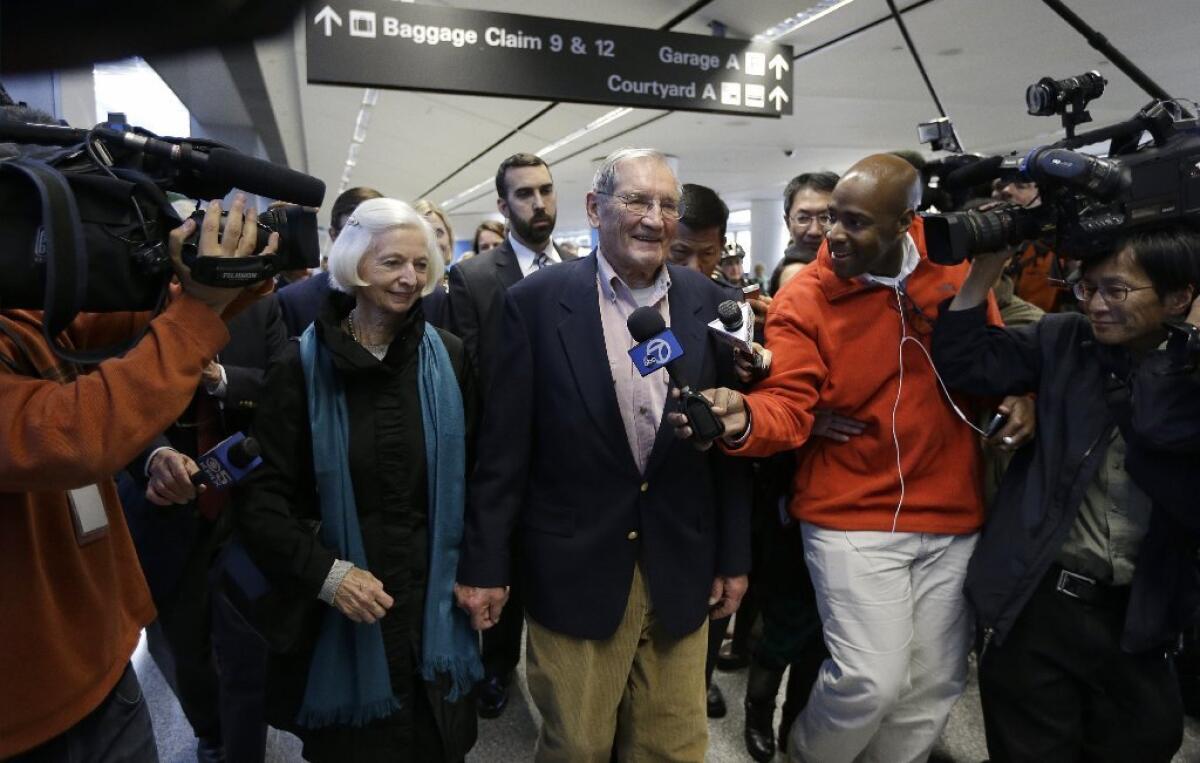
190 432 263 489
626 306 725 442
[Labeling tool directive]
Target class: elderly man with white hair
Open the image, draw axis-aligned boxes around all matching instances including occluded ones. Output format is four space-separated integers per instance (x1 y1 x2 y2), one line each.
236 197 482 763
455 149 751 762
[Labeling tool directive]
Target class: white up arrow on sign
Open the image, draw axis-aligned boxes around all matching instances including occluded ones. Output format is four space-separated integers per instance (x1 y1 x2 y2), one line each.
314 5 343 36
769 54 790 80
769 86 789 111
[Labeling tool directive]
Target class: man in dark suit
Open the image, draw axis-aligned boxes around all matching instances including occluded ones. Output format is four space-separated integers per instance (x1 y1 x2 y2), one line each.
449 153 575 384
129 295 287 762
447 152 572 717
455 149 750 761
277 186 383 338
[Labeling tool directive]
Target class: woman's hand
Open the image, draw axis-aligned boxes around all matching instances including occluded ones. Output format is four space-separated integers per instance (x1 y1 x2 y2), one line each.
332 567 394 624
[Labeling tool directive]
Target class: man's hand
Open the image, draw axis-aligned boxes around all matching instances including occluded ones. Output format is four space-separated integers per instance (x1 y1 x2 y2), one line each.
812 408 867 443
708 575 748 620
454 583 509 631
145 448 202 506
733 342 772 384
667 387 748 448
167 194 280 318
747 293 771 332
1187 293 1200 327
332 567 394 624
201 361 223 391
986 395 1036 451
948 246 1018 312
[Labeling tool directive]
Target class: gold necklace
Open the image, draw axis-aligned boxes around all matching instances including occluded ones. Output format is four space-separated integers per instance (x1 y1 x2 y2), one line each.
347 309 389 353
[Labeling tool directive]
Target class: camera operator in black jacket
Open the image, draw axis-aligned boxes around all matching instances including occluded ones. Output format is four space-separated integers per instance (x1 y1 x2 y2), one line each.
932 226 1200 763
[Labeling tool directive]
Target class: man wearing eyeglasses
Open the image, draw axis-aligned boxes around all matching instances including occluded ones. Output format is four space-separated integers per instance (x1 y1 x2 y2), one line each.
456 148 750 762
783 172 839 265
669 154 1029 763
932 226 1200 762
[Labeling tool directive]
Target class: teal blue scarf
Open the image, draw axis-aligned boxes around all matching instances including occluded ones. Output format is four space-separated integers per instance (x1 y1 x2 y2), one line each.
296 321 481 729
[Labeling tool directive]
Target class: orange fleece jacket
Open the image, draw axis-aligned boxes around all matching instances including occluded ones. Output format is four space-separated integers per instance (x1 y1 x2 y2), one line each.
0 295 229 757
729 217 1001 534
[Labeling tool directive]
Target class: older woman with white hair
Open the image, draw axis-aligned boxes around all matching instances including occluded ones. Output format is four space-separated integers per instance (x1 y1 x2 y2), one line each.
236 197 481 762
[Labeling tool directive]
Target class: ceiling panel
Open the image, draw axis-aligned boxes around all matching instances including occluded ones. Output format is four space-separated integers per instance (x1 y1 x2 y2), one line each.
210 0 1200 234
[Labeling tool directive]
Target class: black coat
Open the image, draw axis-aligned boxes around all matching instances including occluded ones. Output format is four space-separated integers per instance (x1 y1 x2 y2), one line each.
932 302 1200 653
447 239 577 389
275 270 332 339
235 290 478 761
457 254 752 641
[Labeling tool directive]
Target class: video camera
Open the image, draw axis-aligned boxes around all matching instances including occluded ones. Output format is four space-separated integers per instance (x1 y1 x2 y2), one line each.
0 108 325 359
922 81 1200 266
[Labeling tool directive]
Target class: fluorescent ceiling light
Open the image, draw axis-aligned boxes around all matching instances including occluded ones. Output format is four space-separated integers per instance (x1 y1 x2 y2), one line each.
442 106 634 210
755 0 857 42
536 107 633 158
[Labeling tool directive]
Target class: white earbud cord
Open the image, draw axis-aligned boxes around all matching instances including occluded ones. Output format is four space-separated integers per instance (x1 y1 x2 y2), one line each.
889 282 988 533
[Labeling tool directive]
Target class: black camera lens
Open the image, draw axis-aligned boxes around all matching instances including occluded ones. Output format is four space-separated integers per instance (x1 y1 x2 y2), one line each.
923 205 1044 265
1026 71 1107 117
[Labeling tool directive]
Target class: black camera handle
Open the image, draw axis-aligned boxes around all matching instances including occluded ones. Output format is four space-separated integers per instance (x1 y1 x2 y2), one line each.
1040 0 1173 104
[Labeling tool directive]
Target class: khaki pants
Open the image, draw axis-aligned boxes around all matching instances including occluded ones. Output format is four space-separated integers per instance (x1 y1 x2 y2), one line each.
525 564 708 763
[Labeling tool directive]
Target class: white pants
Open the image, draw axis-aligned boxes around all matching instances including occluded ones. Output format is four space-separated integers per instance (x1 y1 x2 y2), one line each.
789 524 978 763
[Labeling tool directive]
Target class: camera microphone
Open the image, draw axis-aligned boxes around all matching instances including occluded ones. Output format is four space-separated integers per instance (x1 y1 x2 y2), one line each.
942 155 1006 191
627 307 725 442
190 432 263 490
96 128 326 207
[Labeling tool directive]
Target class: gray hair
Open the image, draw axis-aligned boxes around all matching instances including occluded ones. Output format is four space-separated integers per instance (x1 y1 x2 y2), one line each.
591 148 674 195
327 197 444 296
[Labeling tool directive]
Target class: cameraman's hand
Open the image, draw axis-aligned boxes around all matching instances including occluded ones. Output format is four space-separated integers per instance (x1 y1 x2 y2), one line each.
949 245 1018 312
986 395 1036 451
1187 294 1200 327
168 194 280 317
146 448 203 506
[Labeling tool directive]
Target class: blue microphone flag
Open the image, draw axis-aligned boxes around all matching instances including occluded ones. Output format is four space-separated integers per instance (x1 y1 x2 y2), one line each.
628 328 685 378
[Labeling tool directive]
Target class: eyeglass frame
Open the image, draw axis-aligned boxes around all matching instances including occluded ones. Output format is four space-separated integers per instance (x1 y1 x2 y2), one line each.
789 211 835 229
594 190 683 221
1071 280 1156 304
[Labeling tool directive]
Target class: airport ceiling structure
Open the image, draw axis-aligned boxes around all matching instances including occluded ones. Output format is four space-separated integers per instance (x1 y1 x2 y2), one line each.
150 0 1200 236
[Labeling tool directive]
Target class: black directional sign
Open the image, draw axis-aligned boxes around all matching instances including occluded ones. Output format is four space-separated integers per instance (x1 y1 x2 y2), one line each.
306 2 793 118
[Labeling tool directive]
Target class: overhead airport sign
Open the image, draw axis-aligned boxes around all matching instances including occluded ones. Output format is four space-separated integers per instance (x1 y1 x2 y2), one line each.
306 2 793 118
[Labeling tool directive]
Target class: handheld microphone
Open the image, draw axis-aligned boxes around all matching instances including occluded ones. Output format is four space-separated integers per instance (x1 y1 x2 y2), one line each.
709 299 769 376
709 300 755 354
626 307 725 441
190 432 263 489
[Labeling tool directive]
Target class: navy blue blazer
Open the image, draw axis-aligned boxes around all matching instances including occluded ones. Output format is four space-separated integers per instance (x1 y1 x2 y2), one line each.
458 253 751 640
275 270 331 339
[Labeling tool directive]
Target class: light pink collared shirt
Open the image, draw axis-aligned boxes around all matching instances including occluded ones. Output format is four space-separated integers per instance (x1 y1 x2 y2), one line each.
596 251 672 474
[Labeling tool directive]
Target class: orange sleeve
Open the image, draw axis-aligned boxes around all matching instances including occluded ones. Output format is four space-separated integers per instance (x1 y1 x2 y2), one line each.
725 299 825 458
0 294 229 492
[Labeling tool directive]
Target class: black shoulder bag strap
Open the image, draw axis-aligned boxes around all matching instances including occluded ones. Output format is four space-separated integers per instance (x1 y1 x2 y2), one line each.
0 157 141 364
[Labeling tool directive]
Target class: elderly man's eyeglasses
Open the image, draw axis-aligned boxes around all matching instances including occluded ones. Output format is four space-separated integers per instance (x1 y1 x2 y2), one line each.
596 191 682 220
1071 281 1155 303
791 212 834 229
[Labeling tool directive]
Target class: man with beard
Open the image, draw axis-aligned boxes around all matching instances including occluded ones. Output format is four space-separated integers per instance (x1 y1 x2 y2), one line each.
449 153 572 382
447 152 573 718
